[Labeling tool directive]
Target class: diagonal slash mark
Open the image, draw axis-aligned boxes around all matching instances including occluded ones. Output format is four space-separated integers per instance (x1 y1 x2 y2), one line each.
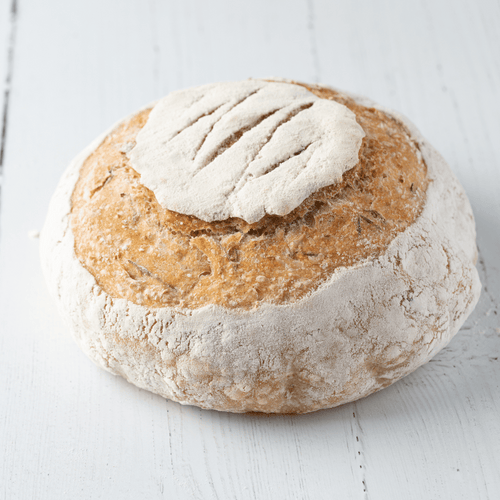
226 102 315 200
248 102 314 168
200 107 283 167
259 142 315 179
192 87 263 164
166 98 222 145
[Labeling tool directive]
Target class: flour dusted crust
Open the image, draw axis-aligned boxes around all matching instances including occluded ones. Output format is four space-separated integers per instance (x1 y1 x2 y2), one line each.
129 80 365 223
40 79 481 414
69 84 429 310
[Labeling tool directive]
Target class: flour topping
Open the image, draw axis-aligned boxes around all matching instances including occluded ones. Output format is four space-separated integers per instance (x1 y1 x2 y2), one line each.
129 80 365 223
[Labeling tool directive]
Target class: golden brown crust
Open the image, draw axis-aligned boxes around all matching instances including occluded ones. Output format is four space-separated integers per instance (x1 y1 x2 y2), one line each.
70 83 428 310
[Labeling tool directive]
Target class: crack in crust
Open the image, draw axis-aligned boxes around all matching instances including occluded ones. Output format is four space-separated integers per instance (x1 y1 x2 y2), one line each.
70 83 429 310
195 104 281 169
192 87 262 164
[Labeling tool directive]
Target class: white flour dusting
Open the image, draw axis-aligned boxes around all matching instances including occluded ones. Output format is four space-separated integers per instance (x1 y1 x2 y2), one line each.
129 80 365 223
40 82 481 413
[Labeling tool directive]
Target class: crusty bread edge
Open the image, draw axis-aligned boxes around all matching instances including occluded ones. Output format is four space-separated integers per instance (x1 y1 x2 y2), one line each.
40 86 481 414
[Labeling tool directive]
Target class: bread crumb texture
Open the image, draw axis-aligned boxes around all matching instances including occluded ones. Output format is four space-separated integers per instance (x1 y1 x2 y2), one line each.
71 83 429 310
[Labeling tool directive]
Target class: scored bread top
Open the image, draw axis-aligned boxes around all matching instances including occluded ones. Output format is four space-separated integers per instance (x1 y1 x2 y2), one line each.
70 81 429 310
129 80 365 223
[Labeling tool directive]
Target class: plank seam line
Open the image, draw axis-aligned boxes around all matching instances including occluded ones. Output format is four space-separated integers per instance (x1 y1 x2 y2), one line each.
352 404 370 500
306 0 321 84
0 0 19 181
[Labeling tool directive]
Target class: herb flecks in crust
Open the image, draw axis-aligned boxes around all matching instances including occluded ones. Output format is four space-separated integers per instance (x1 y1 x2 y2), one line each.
71 84 428 310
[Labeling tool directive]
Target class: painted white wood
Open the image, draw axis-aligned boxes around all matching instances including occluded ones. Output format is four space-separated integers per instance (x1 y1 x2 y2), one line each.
0 0 15 173
0 0 499 499
0 1 8 122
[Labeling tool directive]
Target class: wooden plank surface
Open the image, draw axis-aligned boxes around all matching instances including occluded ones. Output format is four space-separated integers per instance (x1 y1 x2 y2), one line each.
0 0 16 179
0 0 499 499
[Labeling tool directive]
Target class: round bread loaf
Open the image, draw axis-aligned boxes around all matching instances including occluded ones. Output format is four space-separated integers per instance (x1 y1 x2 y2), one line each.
40 79 481 413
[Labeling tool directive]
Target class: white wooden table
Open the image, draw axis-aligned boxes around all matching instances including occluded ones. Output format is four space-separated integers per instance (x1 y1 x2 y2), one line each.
1 0 499 498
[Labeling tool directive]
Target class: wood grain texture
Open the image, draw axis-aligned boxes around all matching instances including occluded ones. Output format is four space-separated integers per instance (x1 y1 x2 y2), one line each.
0 0 499 499
0 0 16 180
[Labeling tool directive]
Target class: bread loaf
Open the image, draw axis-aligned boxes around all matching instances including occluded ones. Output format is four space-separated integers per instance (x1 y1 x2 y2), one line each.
40 79 481 413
